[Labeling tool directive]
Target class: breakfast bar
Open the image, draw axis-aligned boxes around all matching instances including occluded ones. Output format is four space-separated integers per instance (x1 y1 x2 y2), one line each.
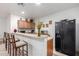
14 33 52 56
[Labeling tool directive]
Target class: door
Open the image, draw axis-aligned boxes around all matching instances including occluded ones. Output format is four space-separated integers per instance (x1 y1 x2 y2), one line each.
62 20 75 56
55 22 62 52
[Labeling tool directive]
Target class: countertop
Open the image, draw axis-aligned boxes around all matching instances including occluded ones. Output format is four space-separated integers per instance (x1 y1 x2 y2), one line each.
14 32 50 56
14 32 67 56
14 32 49 39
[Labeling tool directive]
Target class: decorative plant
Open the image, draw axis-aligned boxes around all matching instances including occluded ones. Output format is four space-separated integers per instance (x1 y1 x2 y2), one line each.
36 22 43 37
14 29 17 33
37 22 43 29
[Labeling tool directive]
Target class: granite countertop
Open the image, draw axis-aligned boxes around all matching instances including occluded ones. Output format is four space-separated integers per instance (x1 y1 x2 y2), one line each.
14 32 48 39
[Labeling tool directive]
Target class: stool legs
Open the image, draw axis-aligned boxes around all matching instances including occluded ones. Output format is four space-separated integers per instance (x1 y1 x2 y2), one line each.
9 44 11 56
22 46 24 56
18 48 21 56
13 45 28 56
5 39 7 50
8 43 9 53
25 43 28 56
13 46 14 56
15 48 17 56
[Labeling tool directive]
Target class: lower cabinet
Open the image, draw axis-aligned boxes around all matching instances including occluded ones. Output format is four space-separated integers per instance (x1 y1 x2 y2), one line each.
47 39 53 56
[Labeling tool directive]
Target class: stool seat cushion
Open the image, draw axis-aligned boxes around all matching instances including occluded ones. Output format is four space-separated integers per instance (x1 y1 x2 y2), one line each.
10 38 20 42
16 41 26 48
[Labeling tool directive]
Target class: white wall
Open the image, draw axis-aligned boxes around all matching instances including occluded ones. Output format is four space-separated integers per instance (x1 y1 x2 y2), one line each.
35 7 79 52
10 14 21 32
0 17 6 39
6 14 22 33
6 14 36 33
6 15 11 32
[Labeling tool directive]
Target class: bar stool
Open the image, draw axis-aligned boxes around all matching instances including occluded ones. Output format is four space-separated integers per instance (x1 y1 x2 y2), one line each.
6 33 20 56
3 32 6 43
3 32 7 50
3 32 20 51
11 34 28 56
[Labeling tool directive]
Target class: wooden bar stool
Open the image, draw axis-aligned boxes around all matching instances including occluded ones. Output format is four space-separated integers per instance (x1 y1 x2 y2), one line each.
6 33 20 56
11 34 28 56
3 32 6 43
3 32 9 50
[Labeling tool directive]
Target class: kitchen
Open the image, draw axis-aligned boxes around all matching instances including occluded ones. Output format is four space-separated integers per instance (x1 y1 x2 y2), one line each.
0 3 79 56
8 14 53 56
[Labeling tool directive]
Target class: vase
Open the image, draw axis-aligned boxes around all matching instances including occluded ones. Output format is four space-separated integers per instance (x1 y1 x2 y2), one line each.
14 29 17 33
38 28 41 37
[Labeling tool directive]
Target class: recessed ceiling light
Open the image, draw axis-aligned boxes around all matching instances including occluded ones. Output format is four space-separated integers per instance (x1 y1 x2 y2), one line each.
21 11 24 14
35 3 41 5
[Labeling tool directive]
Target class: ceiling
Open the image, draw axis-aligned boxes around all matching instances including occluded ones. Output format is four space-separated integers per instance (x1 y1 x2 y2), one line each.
0 3 79 19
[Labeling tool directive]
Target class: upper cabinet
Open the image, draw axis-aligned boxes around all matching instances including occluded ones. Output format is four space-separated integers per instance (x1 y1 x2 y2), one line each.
18 20 35 29
18 20 24 28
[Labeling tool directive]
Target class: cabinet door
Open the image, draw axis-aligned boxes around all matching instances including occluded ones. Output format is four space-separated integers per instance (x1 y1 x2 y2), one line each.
23 21 27 28
47 39 53 56
27 22 31 29
31 23 35 29
27 22 34 29
62 20 75 56
18 20 35 29
18 20 24 28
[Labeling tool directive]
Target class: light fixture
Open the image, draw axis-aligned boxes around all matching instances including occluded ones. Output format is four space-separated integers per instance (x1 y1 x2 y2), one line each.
21 11 25 14
17 3 25 7
35 3 41 5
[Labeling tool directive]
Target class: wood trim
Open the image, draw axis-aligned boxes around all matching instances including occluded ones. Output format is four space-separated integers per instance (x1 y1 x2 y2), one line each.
47 39 53 56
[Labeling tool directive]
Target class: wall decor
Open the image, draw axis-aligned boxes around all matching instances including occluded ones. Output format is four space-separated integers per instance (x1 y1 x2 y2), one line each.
20 18 22 20
25 18 28 22
49 20 52 24
42 24 45 28
46 24 49 27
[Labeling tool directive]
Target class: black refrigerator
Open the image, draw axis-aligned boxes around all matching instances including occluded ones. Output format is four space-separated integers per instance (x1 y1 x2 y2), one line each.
55 19 75 56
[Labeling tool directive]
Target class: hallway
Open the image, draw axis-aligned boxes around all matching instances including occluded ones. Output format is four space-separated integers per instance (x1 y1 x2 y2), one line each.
0 40 9 56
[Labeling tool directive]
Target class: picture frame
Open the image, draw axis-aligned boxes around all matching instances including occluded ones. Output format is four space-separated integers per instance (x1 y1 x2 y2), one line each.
46 24 48 27
49 20 52 24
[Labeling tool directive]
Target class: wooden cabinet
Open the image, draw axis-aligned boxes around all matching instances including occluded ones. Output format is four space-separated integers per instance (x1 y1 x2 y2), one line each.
27 22 31 29
47 38 53 56
18 20 35 29
18 20 25 28
23 21 27 28
31 23 35 29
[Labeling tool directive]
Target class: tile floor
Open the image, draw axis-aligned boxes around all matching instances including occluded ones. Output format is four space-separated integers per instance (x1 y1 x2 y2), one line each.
0 40 9 56
0 39 67 56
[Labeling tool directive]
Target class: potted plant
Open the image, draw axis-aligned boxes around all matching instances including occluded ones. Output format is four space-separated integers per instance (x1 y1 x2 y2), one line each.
14 29 17 33
36 22 43 37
